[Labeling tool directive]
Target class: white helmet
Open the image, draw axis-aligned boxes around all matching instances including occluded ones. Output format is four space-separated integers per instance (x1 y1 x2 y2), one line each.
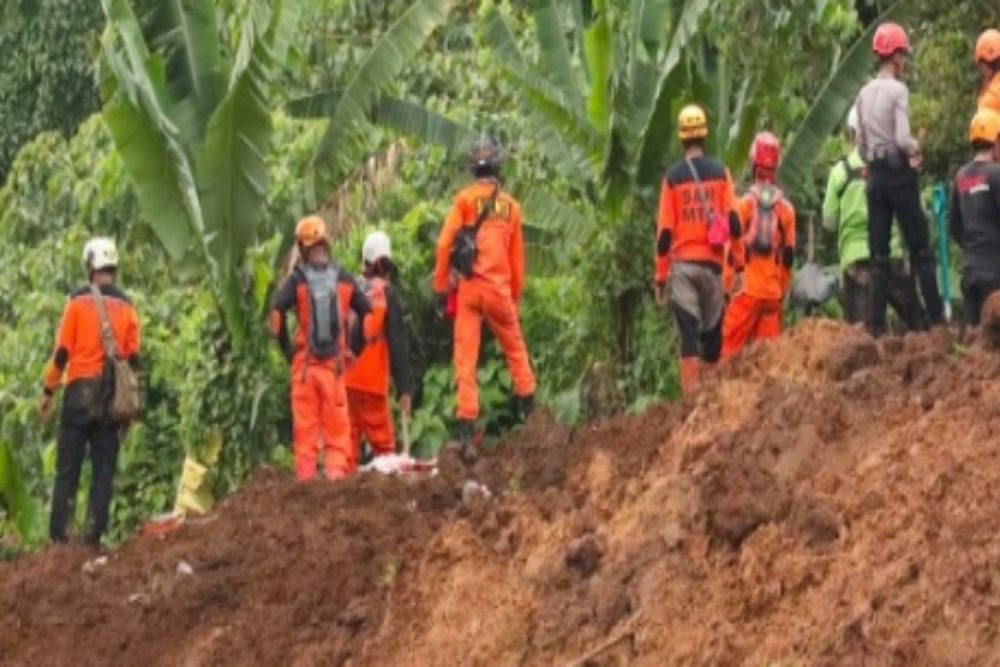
83 237 119 272
362 231 392 265
846 105 859 134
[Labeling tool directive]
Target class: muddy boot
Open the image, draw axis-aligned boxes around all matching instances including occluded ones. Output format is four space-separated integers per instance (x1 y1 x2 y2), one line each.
679 357 700 396
513 394 535 422
866 259 890 338
456 419 477 466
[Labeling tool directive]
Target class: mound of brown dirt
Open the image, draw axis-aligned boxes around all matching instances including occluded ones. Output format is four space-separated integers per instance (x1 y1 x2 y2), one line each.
7 319 1000 666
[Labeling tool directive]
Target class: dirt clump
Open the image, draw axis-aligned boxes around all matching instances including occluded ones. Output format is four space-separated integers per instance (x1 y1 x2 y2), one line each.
8 319 1000 666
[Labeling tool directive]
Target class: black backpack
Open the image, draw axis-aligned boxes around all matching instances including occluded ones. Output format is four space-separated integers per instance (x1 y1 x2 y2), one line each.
450 183 500 278
301 264 341 360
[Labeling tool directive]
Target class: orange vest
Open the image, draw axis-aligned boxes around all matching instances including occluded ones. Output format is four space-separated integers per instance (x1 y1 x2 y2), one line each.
44 286 140 391
345 278 390 395
655 157 739 282
434 180 526 301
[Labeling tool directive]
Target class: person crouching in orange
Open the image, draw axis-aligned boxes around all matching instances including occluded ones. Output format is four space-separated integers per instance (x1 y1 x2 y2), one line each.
722 132 797 358
433 136 536 464
270 216 373 481
345 231 413 466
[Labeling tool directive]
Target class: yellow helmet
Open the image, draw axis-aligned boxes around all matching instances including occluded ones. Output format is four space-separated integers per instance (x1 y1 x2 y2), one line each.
677 104 708 141
969 109 1000 145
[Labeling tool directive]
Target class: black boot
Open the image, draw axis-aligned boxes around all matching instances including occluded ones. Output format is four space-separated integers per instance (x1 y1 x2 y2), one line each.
867 259 890 338
455 419 477 466
518 394 535 420
912 250 945 327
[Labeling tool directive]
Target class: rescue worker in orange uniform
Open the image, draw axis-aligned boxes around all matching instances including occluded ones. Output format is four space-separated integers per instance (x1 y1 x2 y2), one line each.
976 29 1000 115
654 104 742 395
345 231 413 465
270 216 373 481
41 238 141 546
433 137 536 462
722 132 797 358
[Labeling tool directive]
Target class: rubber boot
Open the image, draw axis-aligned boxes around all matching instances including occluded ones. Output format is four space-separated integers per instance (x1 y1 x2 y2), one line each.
867 261 890 338
514 394 535 422
679 357 700 397
913 254 945 327
456 419 477 466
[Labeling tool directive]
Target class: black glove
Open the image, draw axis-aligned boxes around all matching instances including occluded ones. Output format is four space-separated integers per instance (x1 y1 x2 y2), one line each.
434 292 447 319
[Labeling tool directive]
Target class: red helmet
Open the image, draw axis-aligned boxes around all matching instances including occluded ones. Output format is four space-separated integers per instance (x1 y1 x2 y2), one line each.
873 22 910 58
750 131 781 170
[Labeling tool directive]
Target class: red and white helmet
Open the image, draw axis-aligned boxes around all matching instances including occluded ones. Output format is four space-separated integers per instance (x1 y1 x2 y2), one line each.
750 131 781 170
873 22 910 58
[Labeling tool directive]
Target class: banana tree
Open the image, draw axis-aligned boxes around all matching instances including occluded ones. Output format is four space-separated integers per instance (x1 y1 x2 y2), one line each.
103 0 461 321
100 0 304 347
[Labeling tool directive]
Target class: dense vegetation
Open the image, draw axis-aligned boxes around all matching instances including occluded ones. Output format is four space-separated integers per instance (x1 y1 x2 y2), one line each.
0 0 998 550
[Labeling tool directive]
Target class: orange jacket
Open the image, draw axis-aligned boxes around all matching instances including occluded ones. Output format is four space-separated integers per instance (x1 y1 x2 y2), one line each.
735 186 796 301
43 285 141 394
434 180 525 302
345 277 413 397
980 72 1000 116
269 264 373 371
655 156 740 283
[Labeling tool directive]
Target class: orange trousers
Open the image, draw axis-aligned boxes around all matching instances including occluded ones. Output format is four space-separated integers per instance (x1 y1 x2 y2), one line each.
454 281 536 420
722 293 783 358
347 388 395 465
291 361 351 481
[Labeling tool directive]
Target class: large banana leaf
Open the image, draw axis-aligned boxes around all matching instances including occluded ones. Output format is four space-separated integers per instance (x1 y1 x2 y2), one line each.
583 0 612 135
623 0 671 150
521 185 594 271
634 0 672 52
777 0 914 195
374 97 476 154
198 19 274 275
144 0 224 147
634 0 712 188
722 78 760 177
101 0 206 262
483 7 599 187
533 0 579 103
198 0 302 344
312 0 455 185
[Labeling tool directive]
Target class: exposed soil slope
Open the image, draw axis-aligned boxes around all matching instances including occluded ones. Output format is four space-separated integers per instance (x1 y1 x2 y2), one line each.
4 320 1000 666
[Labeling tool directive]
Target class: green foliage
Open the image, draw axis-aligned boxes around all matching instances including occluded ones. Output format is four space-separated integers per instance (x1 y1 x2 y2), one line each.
910 1 1000 182
0 111 318 545
0 0 103 183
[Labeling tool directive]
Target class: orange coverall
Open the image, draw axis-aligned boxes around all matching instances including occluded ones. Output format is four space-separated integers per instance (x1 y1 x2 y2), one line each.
722 187 796 358
270 265 372 481
345 277 413 464
434 179 536 421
